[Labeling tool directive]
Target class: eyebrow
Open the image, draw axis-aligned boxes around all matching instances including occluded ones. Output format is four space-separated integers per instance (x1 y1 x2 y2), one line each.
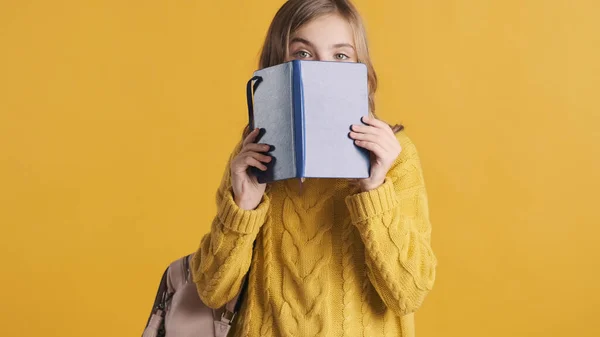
290 37 356 50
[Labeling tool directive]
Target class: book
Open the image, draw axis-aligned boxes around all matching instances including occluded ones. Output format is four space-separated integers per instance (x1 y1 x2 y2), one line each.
246 60 371 184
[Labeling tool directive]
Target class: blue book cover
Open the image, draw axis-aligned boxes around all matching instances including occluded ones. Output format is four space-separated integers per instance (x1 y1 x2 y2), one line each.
247 60 370 183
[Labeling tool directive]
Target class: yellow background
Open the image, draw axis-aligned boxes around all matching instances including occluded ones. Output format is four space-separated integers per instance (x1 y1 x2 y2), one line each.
1 1 598 336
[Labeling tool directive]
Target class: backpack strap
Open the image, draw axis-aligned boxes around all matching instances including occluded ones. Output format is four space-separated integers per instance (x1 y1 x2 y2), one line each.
143 253 251 337
212 273 248 331
142 266 169 337
205 243 252 336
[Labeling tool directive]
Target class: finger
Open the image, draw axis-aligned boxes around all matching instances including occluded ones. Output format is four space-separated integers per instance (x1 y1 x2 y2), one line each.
350 124 380 135
351 123 398 151
362 116 395 136
349 131 386 147
350 129 396 152
354 139 386 158
242 143 271 153
232 151 271 172
242 128 261 147
240 155 268 171
246 151 272 164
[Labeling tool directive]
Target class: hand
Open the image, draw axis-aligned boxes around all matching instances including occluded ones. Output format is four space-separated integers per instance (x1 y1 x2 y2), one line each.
350 116 402 192
230 128 272 210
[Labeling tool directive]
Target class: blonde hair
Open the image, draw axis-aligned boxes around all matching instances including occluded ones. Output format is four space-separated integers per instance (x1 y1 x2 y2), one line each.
246 0 403 137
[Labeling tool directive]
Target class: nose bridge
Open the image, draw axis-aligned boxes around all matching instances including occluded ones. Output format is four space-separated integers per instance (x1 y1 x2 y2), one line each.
312 45 331 61
314 51 330 62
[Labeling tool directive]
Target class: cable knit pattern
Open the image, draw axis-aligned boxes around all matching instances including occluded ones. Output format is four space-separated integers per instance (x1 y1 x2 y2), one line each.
260 213 274 336
361 274 374 336
345 136 438 316
192 131 437 337
278 185 334 337
240 244 257 337
341 218 359 337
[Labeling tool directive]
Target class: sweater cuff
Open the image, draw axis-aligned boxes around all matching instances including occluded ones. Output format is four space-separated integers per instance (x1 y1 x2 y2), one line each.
345 178 399 224
217 189 270 234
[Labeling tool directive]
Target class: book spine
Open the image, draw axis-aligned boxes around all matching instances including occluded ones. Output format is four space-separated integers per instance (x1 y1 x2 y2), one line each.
292 60 305 178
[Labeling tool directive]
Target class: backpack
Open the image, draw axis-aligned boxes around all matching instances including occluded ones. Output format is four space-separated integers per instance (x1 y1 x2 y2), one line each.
142 253 246 337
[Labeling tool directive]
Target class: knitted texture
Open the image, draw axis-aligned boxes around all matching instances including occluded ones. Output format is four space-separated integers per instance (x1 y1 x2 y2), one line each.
192 132 437 337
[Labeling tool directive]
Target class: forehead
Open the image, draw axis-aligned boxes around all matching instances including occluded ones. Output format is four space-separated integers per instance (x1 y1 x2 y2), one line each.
291 13 355 45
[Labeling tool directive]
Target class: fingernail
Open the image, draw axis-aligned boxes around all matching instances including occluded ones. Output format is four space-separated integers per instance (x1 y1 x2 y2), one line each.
269 145 275 151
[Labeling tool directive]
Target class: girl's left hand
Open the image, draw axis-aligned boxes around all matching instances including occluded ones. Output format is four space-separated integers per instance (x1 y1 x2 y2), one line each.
349 115 402 192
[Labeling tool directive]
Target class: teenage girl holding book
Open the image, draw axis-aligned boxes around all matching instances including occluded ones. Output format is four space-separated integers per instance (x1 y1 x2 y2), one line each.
192 1 437 336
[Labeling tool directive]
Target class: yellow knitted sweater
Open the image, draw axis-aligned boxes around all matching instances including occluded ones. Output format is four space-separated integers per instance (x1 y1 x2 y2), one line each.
192 131 437 337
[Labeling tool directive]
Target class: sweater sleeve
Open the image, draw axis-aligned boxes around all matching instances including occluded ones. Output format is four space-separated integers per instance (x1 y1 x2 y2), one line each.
191 141 270 309
344 132 437 316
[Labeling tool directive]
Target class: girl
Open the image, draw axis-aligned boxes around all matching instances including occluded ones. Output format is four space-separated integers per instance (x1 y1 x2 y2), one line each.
192 0 437 336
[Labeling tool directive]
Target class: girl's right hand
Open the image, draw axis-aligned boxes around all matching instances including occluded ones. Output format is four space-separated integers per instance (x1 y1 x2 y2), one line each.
230 128 272 210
